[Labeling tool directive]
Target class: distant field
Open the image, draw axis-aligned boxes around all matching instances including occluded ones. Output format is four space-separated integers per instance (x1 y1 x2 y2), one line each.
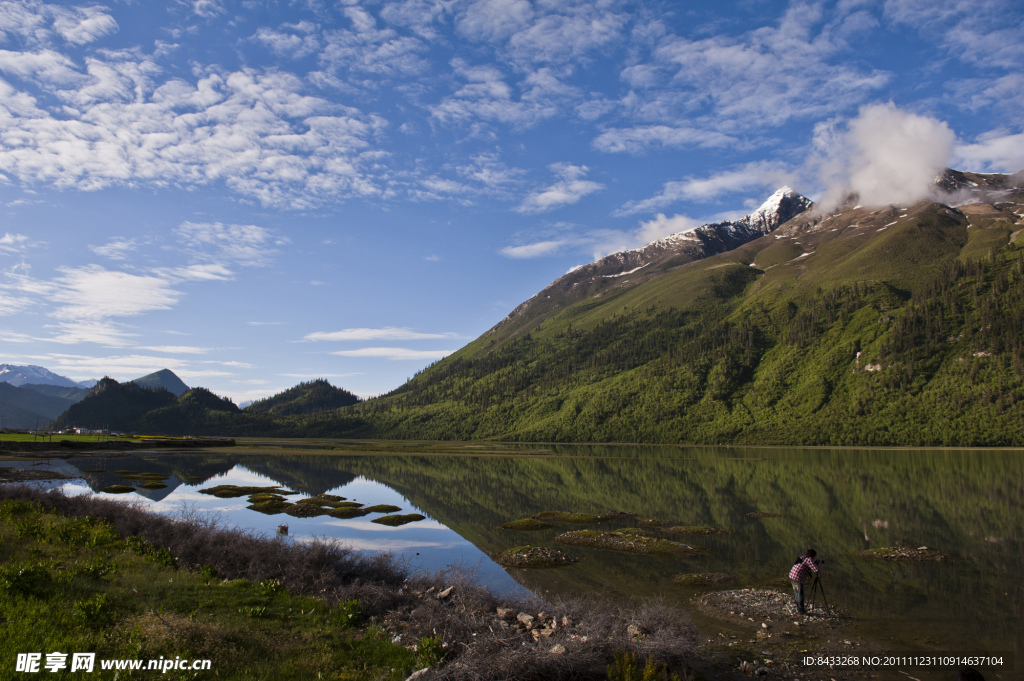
0 433 141 443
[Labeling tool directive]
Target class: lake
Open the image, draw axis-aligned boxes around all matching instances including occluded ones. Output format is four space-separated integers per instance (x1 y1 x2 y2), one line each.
9 443 1021 678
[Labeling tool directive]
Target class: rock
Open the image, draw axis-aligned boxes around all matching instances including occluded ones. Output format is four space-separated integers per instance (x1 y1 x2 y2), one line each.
626 623 646 638
549 644 566 655
437 586 454 600
517 613 535 628
496 607 514 619
761 622 768 629
406 668 431 681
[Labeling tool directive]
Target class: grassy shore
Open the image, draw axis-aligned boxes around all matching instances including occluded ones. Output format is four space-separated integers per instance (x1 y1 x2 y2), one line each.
0 485 698 681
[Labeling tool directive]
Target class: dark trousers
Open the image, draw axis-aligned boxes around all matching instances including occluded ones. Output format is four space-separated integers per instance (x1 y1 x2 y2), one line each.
790 578 806 613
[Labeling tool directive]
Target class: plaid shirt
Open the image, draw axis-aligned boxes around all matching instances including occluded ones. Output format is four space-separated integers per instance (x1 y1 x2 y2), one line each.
789 556 819 582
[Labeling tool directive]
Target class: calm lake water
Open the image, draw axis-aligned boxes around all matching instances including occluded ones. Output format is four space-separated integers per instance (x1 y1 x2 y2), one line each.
10 444 1022 678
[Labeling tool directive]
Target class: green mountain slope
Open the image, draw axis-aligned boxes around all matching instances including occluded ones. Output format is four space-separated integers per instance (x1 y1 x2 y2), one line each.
19 383 91 402
130 369 190 397
0 382 84 430
348 175 1024 445
245 379 360 416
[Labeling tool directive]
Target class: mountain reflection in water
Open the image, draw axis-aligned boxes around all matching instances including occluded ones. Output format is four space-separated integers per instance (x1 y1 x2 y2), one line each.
23 444 1024 666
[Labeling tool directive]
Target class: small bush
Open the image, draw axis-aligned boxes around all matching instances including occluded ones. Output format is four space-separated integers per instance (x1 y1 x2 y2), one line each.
74 593 115 627
335 598 363 628
0 562 53 597
417 635 445 668
258 578 283 598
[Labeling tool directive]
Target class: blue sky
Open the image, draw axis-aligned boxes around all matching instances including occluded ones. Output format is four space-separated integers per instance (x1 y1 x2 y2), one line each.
0 0 1022 402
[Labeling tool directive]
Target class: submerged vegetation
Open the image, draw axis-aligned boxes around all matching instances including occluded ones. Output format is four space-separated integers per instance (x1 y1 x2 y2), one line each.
495 546 578 568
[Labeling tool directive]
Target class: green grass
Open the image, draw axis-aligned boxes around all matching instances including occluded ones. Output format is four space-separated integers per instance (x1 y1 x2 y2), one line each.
0 433 140 443
0 500 419 680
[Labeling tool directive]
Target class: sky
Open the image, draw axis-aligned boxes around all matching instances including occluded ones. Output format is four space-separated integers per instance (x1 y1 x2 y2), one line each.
0 0 1022 402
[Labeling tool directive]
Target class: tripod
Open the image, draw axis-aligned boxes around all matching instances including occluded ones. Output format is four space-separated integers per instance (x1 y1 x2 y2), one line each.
807 573 830 614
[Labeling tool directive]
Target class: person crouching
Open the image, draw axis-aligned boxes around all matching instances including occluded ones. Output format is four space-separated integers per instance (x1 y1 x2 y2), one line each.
789 548 820 614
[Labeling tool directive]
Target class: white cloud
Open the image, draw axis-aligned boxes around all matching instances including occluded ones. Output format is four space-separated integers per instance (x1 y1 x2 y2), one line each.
0 59 389 208
595 1 890 146
955 131 1024 174
430 59 566 129
500 239 568 259
884 0 1024 70
43 320 138 347
500 212 702 262
616 161 795 215
813 102 955 208
0 292 32 315
175 222 287 267
517 163 602 213
330 347 454 360
456 0 533 43
305 327 457 342
89 238 136 260
164 264 235 281
317 8 429 79
50 5 118 46
253 22 321 59
136 345 211 354
51 265 181 320
0 1 117 47
182 0 225 18
592 125 738 154
0 232 29 255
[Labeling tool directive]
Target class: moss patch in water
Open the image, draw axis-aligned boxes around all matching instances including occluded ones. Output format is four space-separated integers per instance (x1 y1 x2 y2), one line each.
297 494 350 507
637 518 676 528
136 481 168 490
556 528 704 555
859 546 945 561
100 485 135 494
371 514 426 527
199 485 297 499
363 504 402 514
532 510 630 524
664 525 725 536
328 508 370 519
673 572 738 587
496 546 577 568
284 504 331 518
499 518 552 531
247 499 293 515
248 493 286 503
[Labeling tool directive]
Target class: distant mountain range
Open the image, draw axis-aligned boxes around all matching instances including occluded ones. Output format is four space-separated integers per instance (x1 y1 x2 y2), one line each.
0 364 95 389
0 367 189 431
49 377 360 436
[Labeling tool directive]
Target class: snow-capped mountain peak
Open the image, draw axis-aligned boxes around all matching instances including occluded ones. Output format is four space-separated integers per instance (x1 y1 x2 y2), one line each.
492 187 813 332
0 364 93 388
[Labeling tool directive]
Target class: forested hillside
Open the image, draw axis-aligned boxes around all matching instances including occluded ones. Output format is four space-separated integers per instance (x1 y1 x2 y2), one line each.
351 188 1024 446
50 173 1024 446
